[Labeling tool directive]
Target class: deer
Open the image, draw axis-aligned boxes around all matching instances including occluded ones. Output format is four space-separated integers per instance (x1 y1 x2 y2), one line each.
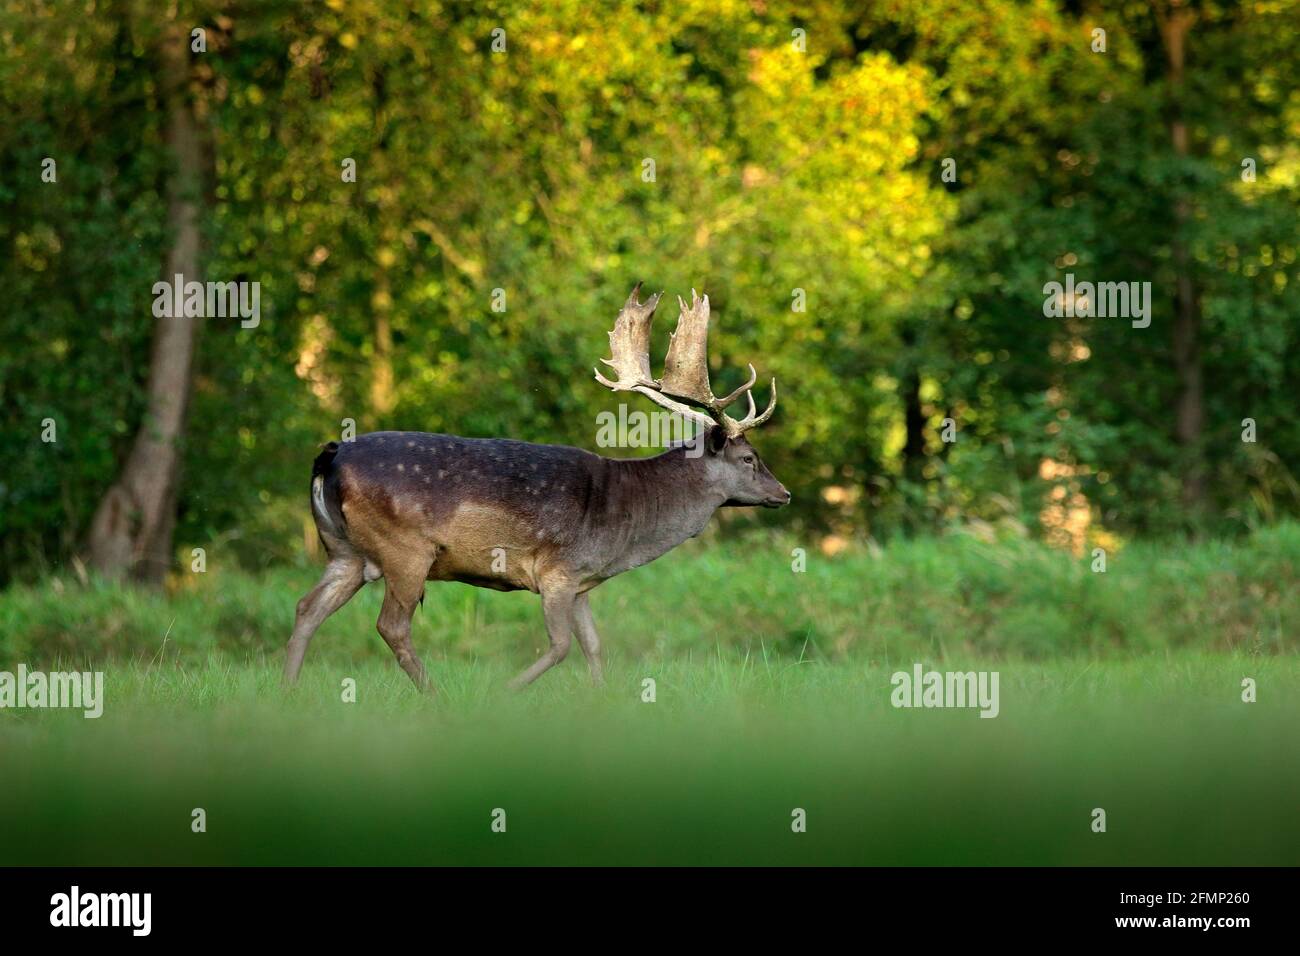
283 284 790 692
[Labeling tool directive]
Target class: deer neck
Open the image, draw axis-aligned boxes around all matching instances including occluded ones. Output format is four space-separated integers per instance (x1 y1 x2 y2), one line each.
598 448 723 574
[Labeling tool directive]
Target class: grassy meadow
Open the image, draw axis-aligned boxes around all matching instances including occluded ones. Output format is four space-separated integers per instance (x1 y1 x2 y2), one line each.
1 526 1297 865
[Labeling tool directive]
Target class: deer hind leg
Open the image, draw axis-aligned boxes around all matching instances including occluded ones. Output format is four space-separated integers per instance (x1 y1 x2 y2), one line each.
376 561 435 693
507 585 575 690
284 556 366 686
572 592 604 687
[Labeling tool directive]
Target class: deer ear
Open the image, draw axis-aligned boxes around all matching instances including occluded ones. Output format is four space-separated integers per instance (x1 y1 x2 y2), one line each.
706 424 729 455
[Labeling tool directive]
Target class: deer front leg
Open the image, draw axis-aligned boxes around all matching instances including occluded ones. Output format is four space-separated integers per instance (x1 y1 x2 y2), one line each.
572 592 604 687
508 586 575 690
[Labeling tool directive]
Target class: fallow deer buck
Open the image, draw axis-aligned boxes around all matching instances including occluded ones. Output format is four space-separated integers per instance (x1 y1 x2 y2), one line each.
284 284 789 692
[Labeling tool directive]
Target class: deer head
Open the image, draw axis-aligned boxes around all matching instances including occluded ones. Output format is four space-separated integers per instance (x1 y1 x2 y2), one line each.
594 283 789 508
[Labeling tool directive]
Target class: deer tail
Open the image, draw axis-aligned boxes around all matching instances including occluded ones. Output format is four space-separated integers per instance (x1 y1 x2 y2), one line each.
310 442 347 538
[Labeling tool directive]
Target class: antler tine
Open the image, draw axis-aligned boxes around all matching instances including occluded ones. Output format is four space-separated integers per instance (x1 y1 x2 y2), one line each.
714 363 757 409
593 282 662 391
726 377 778 434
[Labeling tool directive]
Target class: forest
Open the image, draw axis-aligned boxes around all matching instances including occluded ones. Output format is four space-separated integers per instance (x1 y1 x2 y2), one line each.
2 0 1298 585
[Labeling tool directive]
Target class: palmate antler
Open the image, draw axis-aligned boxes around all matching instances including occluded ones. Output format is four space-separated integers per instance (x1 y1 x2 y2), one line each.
594 283 777 438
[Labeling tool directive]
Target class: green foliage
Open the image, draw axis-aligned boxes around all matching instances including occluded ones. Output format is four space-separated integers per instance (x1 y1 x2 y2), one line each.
2 1 1299 581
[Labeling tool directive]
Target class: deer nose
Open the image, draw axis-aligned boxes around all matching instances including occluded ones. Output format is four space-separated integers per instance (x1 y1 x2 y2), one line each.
765 485 791 507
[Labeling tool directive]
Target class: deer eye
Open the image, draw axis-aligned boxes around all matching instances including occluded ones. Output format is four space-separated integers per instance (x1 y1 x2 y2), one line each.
742 455 754 465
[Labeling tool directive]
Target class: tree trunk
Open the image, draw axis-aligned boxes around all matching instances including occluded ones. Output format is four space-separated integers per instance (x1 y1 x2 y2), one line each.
1158 0 1206 509
368 68 397 418
370 263 396 416
87 27 204 583
902 366 927 485
900 324 928 486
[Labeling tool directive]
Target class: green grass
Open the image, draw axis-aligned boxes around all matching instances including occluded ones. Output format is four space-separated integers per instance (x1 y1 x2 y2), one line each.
2 523 1297 669
0 526 1297 865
